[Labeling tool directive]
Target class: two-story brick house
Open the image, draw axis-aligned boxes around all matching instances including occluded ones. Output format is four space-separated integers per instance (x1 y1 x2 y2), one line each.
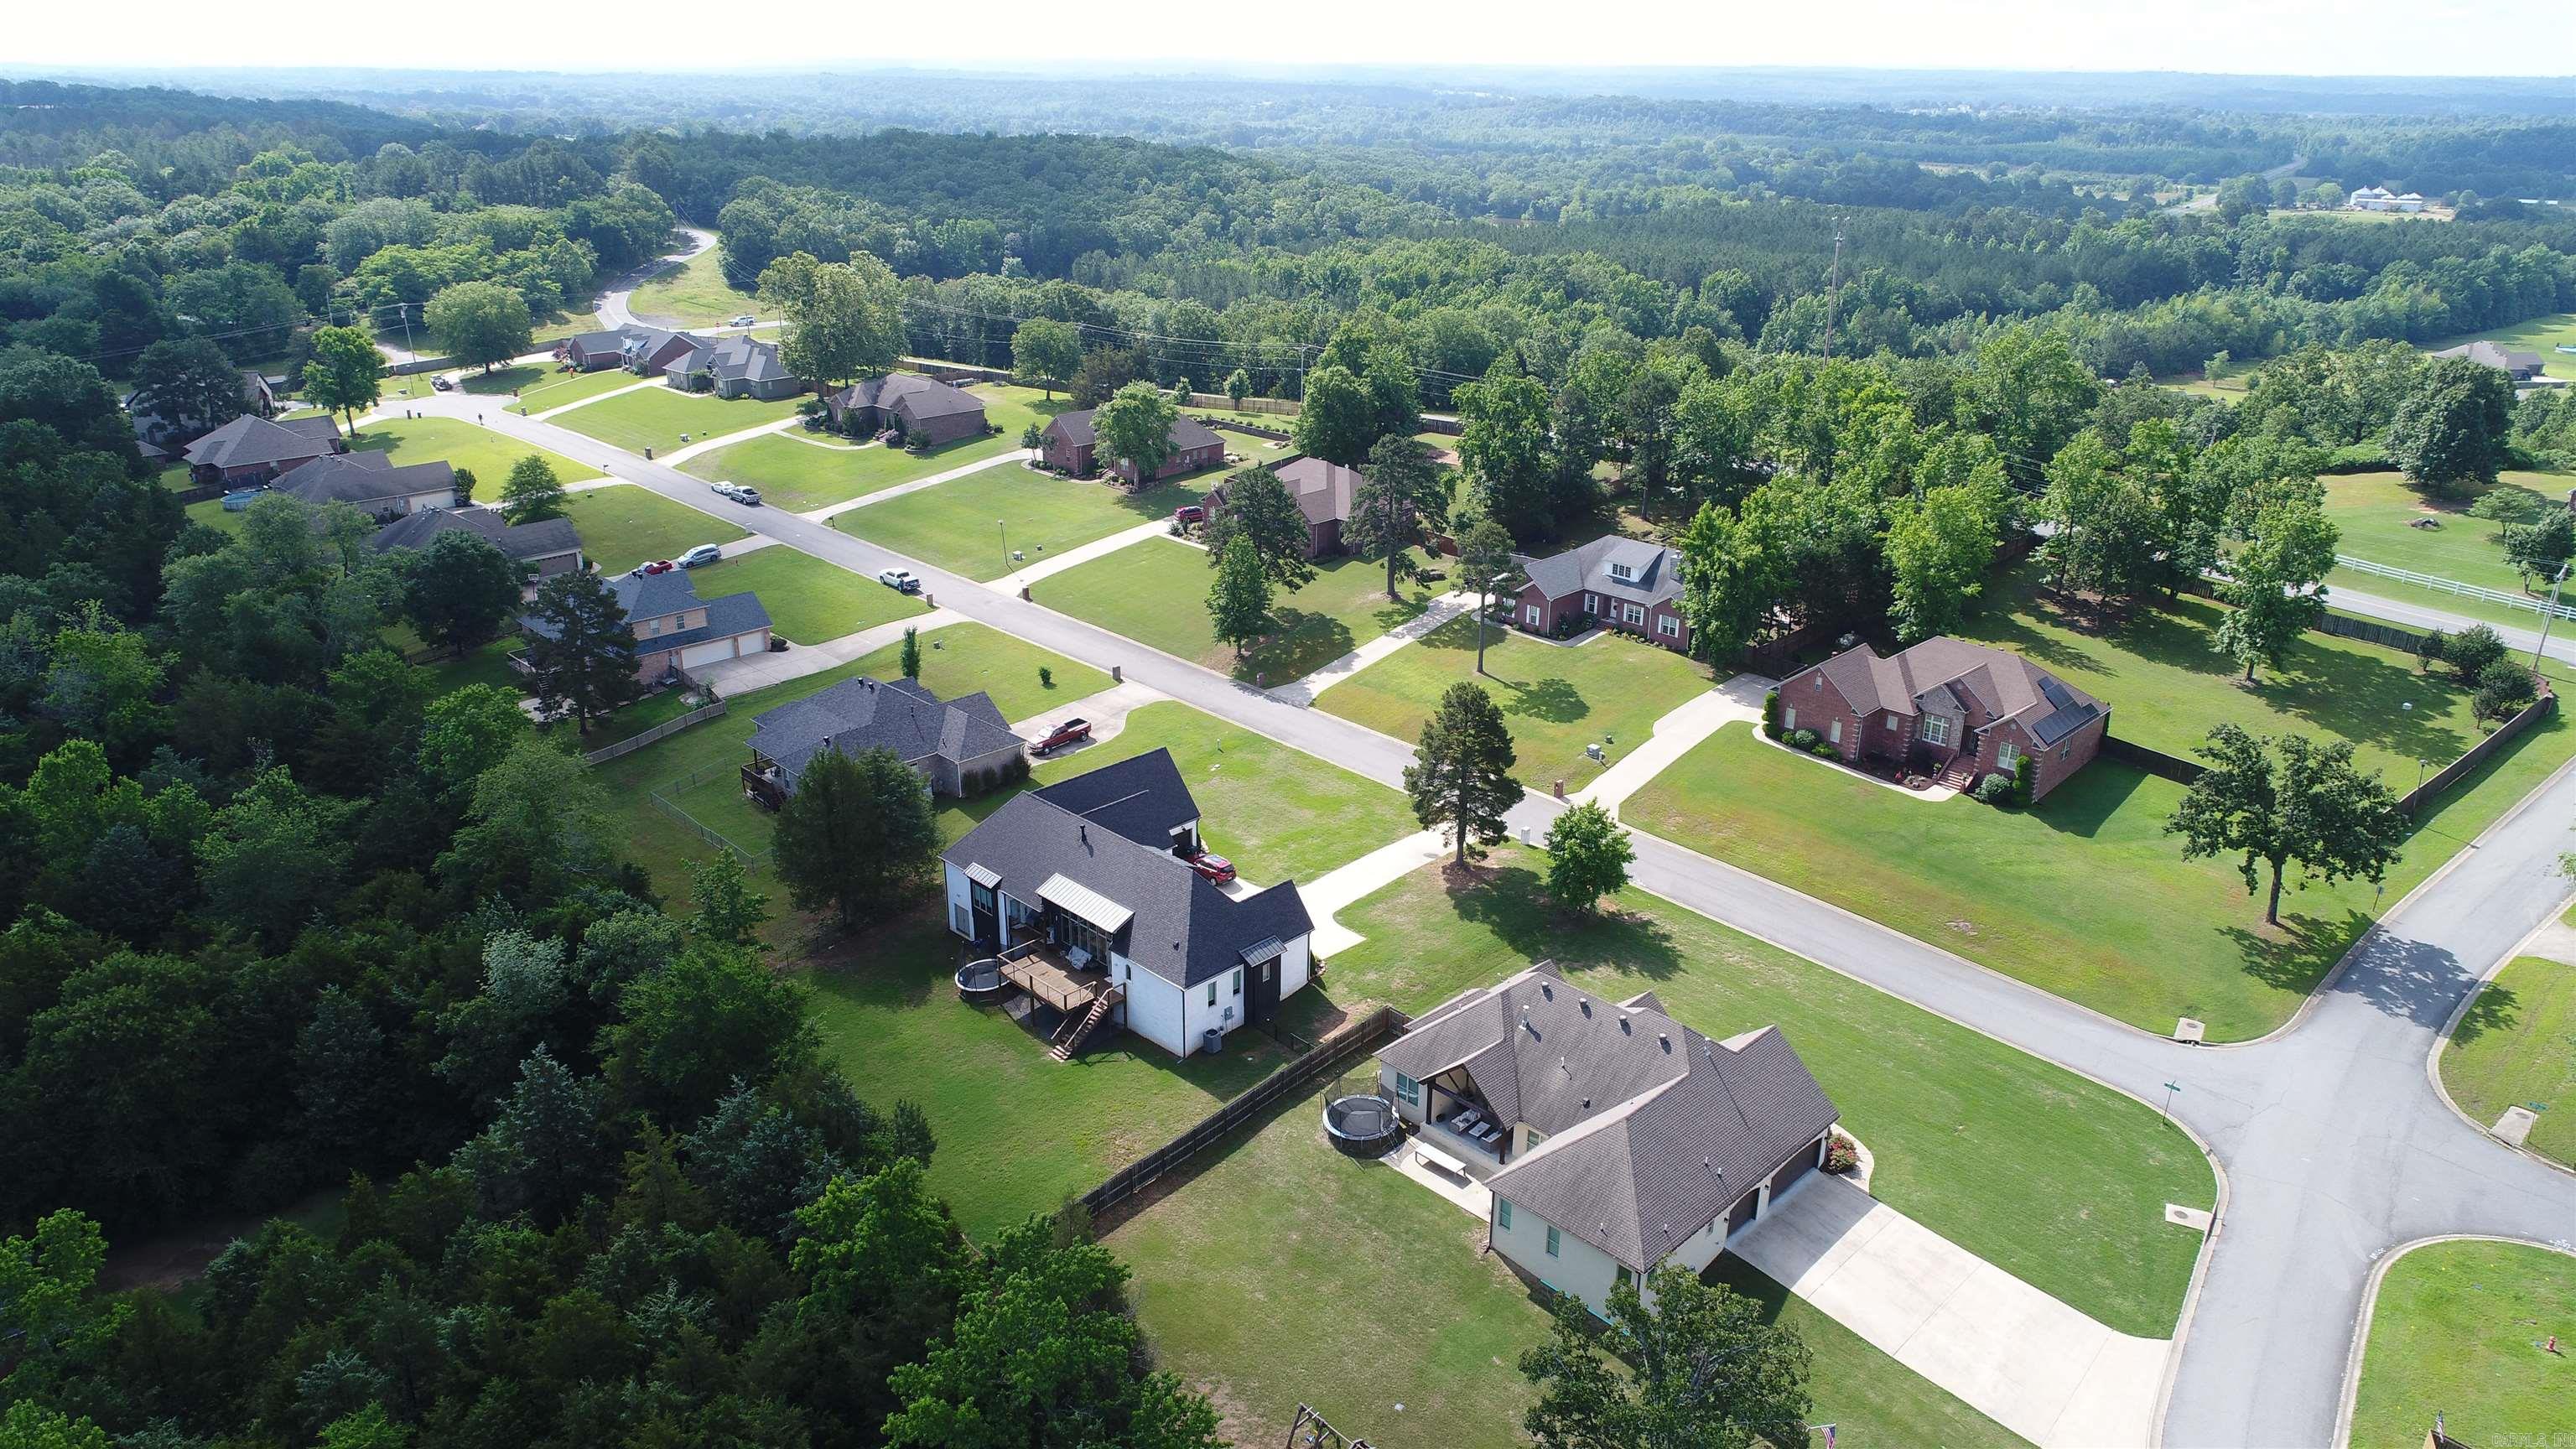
1039 409 1226 483
1512 538 1692 653
1775 636 2109 799
520 569 772 685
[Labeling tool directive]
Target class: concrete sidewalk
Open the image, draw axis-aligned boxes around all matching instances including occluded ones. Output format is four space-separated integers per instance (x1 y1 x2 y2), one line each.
664 413 806 467
997 518 1166 593
1005 678 1166 746
807 449 1031 522
1731 1175 2169 1449
1267 592 1474 706
531 378 660 421
1299 828 1450 957
1571 673 1772 813
688 607 963 694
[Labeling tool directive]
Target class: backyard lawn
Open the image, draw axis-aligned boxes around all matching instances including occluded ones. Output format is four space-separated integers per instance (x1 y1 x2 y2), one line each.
2350 1240 2576 1447
680 548 929 645
1317 614 1715 789
560 485 745 573
183 497 245 537
626 245 761 328
549 384 808 454
345 415 600 490
2441 954 2576 1170
2423 310 2576 382
1036 538 1441 683
2320 470 2576 631
836 467 1212 581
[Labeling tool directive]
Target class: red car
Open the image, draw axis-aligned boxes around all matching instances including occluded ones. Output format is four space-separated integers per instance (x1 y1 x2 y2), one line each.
629 558 676 576
1173 504 1206 525
1187 852 1236 885
1031 718 1091 756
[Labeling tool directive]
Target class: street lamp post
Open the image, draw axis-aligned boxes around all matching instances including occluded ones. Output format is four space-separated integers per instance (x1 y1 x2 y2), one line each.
2529 559 2571 677
999 519 1008 573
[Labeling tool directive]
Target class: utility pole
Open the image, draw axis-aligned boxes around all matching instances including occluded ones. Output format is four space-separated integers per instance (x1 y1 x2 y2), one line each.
1821 219 1845 362
397 301 417 360
2529 559 2570 677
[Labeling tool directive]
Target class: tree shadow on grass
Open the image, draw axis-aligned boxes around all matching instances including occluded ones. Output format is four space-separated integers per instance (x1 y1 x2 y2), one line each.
2221 907 2371 997
1239 610 1358 683
1446 862 1685 982
2449 980 2521 1048
1494 675 1589 725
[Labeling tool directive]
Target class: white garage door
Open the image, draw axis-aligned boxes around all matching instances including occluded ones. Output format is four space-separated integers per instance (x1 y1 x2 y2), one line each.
680 637 740 667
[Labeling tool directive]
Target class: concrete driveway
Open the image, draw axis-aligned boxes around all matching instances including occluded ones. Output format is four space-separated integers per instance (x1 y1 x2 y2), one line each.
1730 1174 2169 1449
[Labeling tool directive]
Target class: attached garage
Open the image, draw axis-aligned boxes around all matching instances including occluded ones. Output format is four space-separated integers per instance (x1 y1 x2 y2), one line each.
1768 1136 1824 1198
681 636 745 667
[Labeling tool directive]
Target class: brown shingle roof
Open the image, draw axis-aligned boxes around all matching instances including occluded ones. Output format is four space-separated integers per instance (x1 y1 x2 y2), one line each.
1803 637 2106 747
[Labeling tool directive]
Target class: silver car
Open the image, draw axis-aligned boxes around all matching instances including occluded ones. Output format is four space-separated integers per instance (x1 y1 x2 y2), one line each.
679 544 724 569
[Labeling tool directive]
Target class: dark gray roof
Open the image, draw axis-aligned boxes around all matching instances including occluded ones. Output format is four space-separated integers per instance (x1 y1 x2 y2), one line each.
749 676 1017 787
182 413 341 469
564 330 626 353
614 569 703 623
1383 963 1837 1270
834 373 984 419
1795 636 2106 747
1031 748 1200 849
1517 536 1685 609
704 335 796 386
371 506 582 563
520 569 771 652
1043 409 1223 456
647 591 771 655
943 761 1313 989
2433 340 2547 373
273 453 454 507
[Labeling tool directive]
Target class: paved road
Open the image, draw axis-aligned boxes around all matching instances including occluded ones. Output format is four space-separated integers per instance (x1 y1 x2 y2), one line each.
417 386 2576 1446
2328 583 2576 666
594 226 719 331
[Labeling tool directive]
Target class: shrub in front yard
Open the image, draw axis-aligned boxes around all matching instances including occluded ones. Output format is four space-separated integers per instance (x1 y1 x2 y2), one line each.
2012 754 2036 806
1787 727 1819 751
1037 665 1054 688
1824 1136 1860 1175
1763 688 1783 740
1971 771 2014 805
1810 742 1837 758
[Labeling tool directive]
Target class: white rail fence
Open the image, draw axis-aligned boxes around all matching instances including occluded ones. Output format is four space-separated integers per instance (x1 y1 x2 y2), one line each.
2334 554 2576 623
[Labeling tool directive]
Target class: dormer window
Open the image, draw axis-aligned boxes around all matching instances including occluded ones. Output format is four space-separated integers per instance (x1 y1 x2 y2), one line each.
1607 562 1633 581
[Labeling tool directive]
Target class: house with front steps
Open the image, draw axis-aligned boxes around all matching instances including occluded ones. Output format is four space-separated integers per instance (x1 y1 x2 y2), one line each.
1376 961 1838 1316
1776 636 2108 799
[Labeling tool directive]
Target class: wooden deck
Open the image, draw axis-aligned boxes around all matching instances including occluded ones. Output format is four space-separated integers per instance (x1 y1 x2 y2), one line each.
1001 949 1123 1014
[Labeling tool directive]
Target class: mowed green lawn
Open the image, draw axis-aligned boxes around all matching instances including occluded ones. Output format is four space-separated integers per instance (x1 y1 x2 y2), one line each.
837 467 1212 581
2351 1241 2576 1447
1037 538 1441 683
2424 310 2576 381
1318 615 1714 789
626 245 761 328
681 383 1073 512
348 415 600 489
501 366 653 413
560 485 745 574
1956 568 2483 785
1296 845 2215 1337
2320 470 2576 631
551 384 808 454
2443 955 2576 1169
682 547 930 645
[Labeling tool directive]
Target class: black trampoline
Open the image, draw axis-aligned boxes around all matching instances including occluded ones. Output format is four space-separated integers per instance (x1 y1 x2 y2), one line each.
955 958 1010 1003
1322 1093 1403 1156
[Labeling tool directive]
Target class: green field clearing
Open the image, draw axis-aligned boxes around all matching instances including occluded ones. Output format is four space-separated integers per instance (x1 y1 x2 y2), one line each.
549 384 809 454
496 366 651 413
2350 1240 2576 1447
157 463 195 491
2424 310 2576 381
346 416 600 490
678 379 1072 512
681 547 931 645
2442 954 2576 1170
2319 470 2576 630
836 467 1211 581
1036 537 1441 682
626 247 761 328
1317 614 1715 789
559 485 745 573
1108 1073 2020 1449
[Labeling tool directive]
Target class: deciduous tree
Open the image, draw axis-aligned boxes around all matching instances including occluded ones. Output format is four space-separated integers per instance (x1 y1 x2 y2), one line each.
1543 801 1633 915
2215 494 2338 682
1457 365 1556 540
1674 499 1779 666
129 337 246 440
2167 724 2407 925
424 280 532 373
1885 475 2007 642
771 745 940 931
499 455 569 524
1206 536 1272 662
1291 363 1379 467
401 531 525 658
1520 1265 1812 1449
759 251 906 392
1009 318 1081 400
1092 381 1177 485
1405 682 1524 865
2385 356 2516 495
302 325 387 432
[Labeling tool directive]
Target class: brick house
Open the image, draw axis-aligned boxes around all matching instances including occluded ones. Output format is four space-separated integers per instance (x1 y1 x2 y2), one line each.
1775 637 2109 799
180 413 347 487
1512 538 1692 653
371 506 585 588
1039 410 1226 484
825 373 989 446
271 452 462 519
1205 454 1367 558
518 569 772 686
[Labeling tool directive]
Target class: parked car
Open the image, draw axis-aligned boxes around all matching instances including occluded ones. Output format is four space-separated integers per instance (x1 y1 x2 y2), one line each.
731 486 762 506
709 480 742 500
875 568 922 594
430 375 454 392
1173 504 1206 525
1031 719 1092 756
630 559 676 576
679 544 724 569
1187 852 1237 886
728 314 756 328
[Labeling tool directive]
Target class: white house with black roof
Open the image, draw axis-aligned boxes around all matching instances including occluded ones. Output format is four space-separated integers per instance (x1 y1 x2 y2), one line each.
940 749 1315 1060
742 676 1023 803
1377 962 1839 1316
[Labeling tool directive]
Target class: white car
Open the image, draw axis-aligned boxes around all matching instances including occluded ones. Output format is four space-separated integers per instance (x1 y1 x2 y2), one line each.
709 480 743 501
875 568 922 594
728 314 756 328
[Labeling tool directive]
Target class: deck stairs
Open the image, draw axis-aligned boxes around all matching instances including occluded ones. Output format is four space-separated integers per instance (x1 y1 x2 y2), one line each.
1050 986 1124 1062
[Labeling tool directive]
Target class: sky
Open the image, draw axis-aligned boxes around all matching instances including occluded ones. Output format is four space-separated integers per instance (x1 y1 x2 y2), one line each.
9 0 2573 75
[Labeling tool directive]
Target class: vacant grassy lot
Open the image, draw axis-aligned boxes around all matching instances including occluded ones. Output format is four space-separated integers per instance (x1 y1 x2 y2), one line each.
1037 538 1441 682
1108 1075 2019 1449
1317 615 1713 789
2424 310 2576 382
551 384 808 454
682 547 930 645
560 485 745 573
2319 470 2576 631
837 467 1210 581
594 624 1108 902
687 431 1020 512
504 367 652 413
2442 955 2576 1169
626 246 761 328
1956 567 2484 785
347 416 600 490
2351 1241 2576 1447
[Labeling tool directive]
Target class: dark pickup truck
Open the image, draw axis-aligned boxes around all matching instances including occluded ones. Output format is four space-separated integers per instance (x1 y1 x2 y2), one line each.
1031 719 1092 756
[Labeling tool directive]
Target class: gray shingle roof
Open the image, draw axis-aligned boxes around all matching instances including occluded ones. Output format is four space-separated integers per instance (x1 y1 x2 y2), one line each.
2433 340 2547 374
519 569 771 655
273 453 454 508
182 413 342 469
1517 536 1685 609
704 335 795 386
1030 748 1199 849
370 506 581 563
1798 636 2106 747
748 676 1017 787
1044 409 1223 456
1267 455 1364 527
835 373 985 420
943 759 1313 989
1382 963 1837 1270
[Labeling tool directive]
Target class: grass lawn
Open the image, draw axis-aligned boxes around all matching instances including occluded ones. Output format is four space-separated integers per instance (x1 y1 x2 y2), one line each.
2423 310 2576 382
1956 567 2485 786
156 462 195 491
560 485 745 574
2320 470 2576 631
837 467 1213 581
592 624 1109 903
493 366 647 413
1036 538 1441 683
1297 845 2215 1337
681 547 929 645
549 384 809 455
1317 615 1715 789
347 415 600 489
2442 955 2576 1169
1105 1072 2022 1449
626 246 761 328
685 431 1015 512
183 497 246 537
418 635 526 699
2350 1240 2576 1447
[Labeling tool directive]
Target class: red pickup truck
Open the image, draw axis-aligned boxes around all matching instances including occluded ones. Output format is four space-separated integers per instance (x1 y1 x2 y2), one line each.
1172 504 1206 526
1031 719 1092 756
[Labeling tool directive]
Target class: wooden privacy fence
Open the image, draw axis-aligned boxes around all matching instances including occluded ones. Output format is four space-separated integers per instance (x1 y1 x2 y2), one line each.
1079 1005 1411 1222
583 699 727 765
2314 610 2436 656
2402 688 2556 817
2101 734 2205 785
